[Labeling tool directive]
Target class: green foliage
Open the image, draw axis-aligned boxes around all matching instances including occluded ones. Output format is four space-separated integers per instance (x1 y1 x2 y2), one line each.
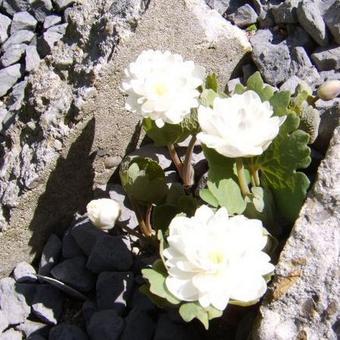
200 89 218 107
142 259 180 305
143 110 199 146
253 113 311 223
246 24 257 32
298 104 321 144
245 72 275 102
205 73 218 92
179 302 222 330
120 156 168 205
200 147 246 215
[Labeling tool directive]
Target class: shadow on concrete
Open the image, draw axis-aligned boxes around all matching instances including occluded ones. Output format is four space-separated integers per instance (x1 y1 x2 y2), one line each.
28 118 96 259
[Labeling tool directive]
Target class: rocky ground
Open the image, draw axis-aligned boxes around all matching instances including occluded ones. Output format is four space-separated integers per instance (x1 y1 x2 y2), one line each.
0 0 339 339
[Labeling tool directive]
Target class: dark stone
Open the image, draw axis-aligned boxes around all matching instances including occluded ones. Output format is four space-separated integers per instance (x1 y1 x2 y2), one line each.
154 314 192 340
87 310 124 340
324 1 340 44
82 300 97 324
129 288 156 312
49 324 88 340
87 235 133 273
96 271 134 315
120 307 155 340
51 256 95 292
38 234 62 276
271 0 298 24
62 227 84 258
16 319 49 338
71 217 106 256
32 285 63 325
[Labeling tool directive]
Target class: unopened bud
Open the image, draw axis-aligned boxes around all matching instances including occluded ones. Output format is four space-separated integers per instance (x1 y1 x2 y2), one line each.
317 80 340 101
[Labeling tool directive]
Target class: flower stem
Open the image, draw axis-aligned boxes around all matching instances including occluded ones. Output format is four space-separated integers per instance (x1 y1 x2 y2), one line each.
128 197 153 237
182 135 196 188
145 204 154 236
250 158 260 187
168 144 183 176
236 158 251 197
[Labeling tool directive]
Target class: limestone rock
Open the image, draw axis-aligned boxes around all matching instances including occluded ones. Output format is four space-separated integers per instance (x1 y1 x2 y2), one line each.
297 0 328 46
272 0 299 24
0 63 21 97
25 45 41 72
53 0 75 10
311 46 340 71
0 277 31 325
0 310 9 333
324 1 340 44
10 11 37 34
0 329 23 340
1 43 27 67
13 261 37 282
228 3 258 28
29 0 53 22
0 13 11 44
43 15 62 29
205 0 230 15
2 29 35 50
250 29 291 86
253 127 340 340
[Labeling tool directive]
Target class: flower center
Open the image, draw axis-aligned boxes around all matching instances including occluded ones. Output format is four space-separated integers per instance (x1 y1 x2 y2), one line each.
154 83 168 96
208 250 225 265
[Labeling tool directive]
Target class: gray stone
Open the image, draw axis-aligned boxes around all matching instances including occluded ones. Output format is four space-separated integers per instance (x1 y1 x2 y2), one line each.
289 46 320 86
227 77 241 93
120 307 155 340
2 30 35 50
228 3 258 28
311 46 340 71
324 1 340 44
13 261 37 282
87 236 133 273
253 126 340 340
27 335 46 340
62 227 84 258
250 29 291 85
49 324 88 340
38 234 62 276
96 271 134 314
0 310 9 333
1 43 26 67
0 13 11 44
71 217 106 256
51 256 95 292
2 0 30 16
16 320 48 338
29 0 53 22
0 64 21 97
32 285 63 325
10 12 37 34
280 75 309 93
40 24 67 55
108 184 138 230
205 0 230 14
25 45 41 72
8 79 27 111
272 0 299 24
0 329 23 340
87 310 124 340
0 277 31 325
53 0 75 10
43 15 62 29
297 0 328 46
130 288 156 312
287 24 314 50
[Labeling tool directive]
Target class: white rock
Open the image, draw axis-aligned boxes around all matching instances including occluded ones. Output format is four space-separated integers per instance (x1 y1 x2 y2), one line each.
253 127 340 340
0 13 11 44
0 64 21 97
2 29 34 50
13 261 37 282
43 15 62 29
25 45 41 72
10 11 37 34
1 43 26 67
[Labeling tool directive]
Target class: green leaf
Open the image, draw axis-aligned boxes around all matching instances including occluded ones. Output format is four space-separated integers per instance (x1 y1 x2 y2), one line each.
200 89 218 107
179 302 222 330
233 83 246 95
139 284 175 309
120 157 168 205
142 260 180 305
143 110 199 146
205 73 218 92
177 195 197 217
199 188 219 208
246 72 274 102
201 147 246 215
270 91 292 116
152 204 179 232
254 114 311 223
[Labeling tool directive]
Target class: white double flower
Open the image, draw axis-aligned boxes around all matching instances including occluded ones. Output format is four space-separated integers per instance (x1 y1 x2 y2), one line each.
163 205 274 311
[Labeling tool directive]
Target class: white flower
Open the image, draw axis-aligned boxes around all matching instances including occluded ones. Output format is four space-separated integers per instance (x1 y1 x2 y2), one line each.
163 205 274 311
86 198 120 231
122 49 205 128
197 90 286 158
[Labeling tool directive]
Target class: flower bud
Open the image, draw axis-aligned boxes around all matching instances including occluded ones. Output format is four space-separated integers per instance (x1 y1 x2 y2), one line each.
317 80 340 101
86 198 120 231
